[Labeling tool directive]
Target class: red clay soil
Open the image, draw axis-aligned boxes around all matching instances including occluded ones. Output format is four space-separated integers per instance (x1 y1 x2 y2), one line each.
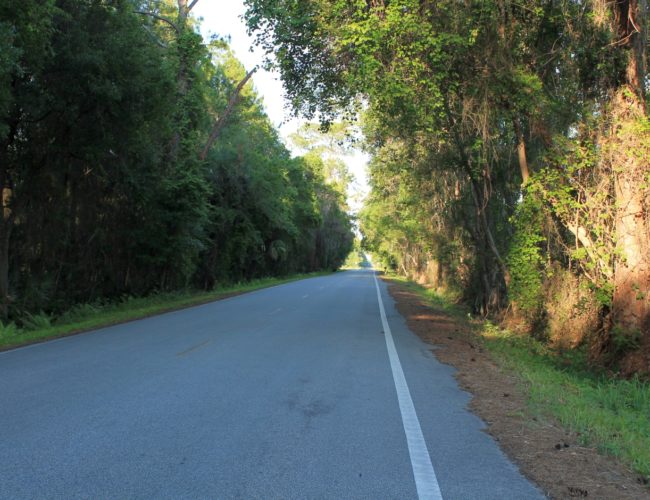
386 279 650 500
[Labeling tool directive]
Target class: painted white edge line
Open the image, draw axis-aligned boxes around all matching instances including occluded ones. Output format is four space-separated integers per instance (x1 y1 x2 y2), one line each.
373 271 443 500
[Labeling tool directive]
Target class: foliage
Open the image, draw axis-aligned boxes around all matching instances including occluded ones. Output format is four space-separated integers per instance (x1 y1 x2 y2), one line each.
0 320 16 339
21 311 52 331
533 137 616 306
0 1 353 321
246 0 650 372
341 242 369 270
506 192 545 321
56 303 102 325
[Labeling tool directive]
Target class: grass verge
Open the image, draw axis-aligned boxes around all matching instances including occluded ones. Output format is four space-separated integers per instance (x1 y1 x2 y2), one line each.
388 274 650 482
0 272 331 351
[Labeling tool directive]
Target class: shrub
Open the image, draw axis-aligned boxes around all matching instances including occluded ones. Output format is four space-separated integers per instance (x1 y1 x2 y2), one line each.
506 193 545 327
21 311 52 331
0 321 18 340
544 267 600 349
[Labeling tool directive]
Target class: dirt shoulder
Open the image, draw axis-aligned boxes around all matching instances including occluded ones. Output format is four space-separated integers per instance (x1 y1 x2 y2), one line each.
386 279 649 500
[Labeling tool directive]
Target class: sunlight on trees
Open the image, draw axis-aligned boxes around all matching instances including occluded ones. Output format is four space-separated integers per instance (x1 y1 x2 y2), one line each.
245 0 650 375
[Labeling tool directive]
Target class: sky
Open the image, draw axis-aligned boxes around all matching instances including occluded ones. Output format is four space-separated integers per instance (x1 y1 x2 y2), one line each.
192 0 369 211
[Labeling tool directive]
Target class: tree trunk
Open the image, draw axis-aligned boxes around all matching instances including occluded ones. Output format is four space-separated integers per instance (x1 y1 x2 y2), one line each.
199 68 256 160
612 108 650 375
613 149 650 333
443 97 509 283
468 175 510 285
608 0 650 373
0 225 11 319
610 89 650 374
0 186 13 320
0 126 15 319
612 0 647 112
512 117 530 185
166 0 200 158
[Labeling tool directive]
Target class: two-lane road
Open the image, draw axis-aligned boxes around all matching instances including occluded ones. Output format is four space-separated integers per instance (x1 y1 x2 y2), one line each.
0 270 542 499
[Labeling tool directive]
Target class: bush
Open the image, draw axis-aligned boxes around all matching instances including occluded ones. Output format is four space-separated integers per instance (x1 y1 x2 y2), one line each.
544 267 600 349
0 321 18 340
506 193 545 325
21 311 52 331
56 303 102 324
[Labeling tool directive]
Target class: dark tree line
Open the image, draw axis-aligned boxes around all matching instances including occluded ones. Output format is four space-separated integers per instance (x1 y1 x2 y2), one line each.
0 0 353 320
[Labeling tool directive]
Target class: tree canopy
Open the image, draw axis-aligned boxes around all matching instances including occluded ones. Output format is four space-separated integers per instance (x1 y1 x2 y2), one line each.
245 0 649 375
0 0 353 322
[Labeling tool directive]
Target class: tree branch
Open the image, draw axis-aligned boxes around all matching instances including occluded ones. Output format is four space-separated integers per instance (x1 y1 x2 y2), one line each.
134 10 179 34
200 67 257 161
142 24 169 49
442 94 510 281
566 223 614 278
188 0 201 12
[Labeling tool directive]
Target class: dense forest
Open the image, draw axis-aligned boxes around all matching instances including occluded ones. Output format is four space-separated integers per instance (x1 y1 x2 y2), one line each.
245 0 649 375
0 0 353 322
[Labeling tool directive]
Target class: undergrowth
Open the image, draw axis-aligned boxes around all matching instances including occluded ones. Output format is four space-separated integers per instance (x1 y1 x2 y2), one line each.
0 272 331 350
391 275 650 482
484 324 650 481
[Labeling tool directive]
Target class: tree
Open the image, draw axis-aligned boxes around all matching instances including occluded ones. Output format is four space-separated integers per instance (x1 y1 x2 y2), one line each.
0 0 58 317
246 0 650 372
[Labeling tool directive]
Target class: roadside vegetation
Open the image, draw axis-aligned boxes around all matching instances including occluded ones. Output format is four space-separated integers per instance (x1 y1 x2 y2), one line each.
0 1 354 327
245 0 650 376
390 274 650 482
0 272 331 350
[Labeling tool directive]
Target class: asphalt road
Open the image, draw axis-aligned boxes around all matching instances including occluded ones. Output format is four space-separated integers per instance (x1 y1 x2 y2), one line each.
0 270 543 499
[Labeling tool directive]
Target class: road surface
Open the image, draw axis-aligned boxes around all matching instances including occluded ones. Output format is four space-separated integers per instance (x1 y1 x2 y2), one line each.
0 270 542 499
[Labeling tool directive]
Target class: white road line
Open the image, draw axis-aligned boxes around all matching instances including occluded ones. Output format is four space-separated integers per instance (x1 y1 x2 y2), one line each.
373 271 443 500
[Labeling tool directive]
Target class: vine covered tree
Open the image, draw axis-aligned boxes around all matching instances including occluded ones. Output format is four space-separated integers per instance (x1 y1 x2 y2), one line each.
245 0 649 374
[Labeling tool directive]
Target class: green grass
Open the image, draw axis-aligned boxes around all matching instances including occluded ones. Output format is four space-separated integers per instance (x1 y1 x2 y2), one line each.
387 275 650 482
0 272 331 350
484 326 650 480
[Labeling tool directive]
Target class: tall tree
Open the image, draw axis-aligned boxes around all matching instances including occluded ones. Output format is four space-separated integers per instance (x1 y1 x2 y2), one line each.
600 0 649 363
0 0 57 317
246 0 650 371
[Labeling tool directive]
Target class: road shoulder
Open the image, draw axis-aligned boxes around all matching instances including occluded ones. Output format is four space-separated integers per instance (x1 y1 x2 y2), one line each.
386 278 649 500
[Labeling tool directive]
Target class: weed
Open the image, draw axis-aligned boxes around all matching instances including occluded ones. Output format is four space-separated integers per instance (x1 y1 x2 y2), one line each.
56 303 102 324
21 311 52 330
0 321 18 339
